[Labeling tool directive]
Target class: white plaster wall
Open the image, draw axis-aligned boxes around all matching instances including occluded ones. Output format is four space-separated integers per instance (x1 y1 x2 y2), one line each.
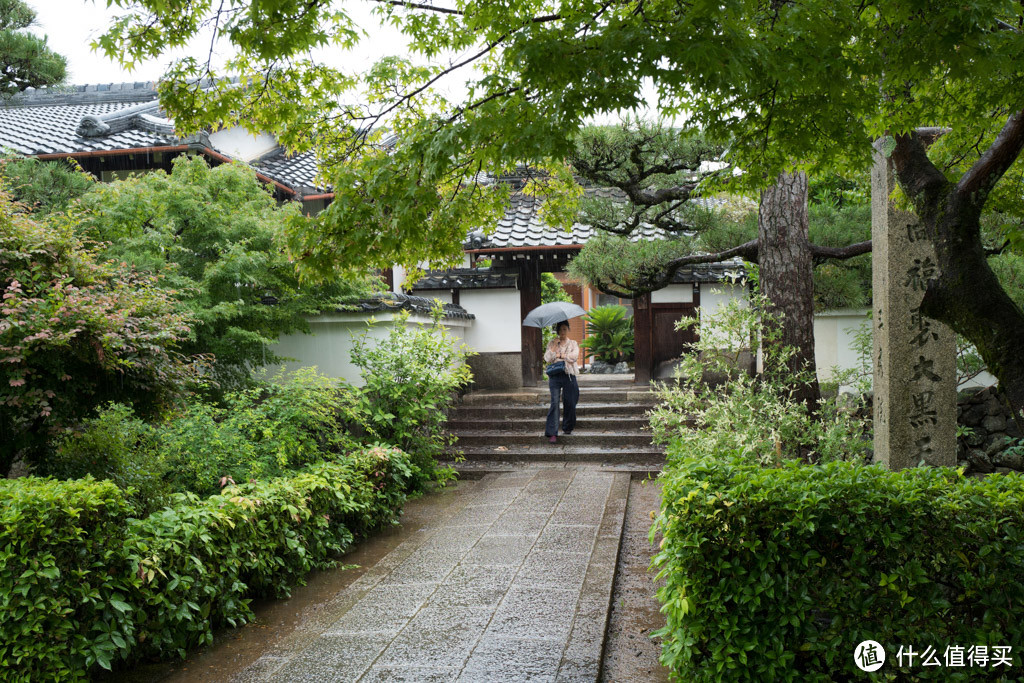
274 312 470 387
209 127 280 162
651 283 694 304
459 289 522 353
815 309 870 383
697 283 748 350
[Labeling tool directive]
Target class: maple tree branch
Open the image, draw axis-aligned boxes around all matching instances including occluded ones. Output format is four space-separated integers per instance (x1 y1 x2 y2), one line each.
956 108 1024 208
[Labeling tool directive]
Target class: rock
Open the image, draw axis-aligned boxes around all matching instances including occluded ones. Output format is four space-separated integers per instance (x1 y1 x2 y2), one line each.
965 429 986 447
985 434 1012 457
613 361 630 374
962 403 988 427
966 448 994 474
1007 420 1022 439
993 448 1024 471
986 396 1005 416
590 360 614 374
994 467 1014 476
957 386 985 402
982 415 1007 433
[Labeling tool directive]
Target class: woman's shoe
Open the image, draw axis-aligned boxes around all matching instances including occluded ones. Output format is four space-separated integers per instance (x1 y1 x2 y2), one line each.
549 435 557 444
563 430 572 435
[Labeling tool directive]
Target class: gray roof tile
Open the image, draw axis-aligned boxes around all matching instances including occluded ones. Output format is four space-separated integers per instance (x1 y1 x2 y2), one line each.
410 268 518 290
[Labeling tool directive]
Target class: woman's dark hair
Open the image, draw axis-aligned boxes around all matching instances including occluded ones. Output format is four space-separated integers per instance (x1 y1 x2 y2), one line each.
554 321 570 333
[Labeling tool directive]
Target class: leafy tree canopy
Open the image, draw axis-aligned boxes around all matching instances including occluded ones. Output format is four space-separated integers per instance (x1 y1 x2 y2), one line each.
0 0 67 95
98 1 1024 237
66 156 381 394
0 154 95 214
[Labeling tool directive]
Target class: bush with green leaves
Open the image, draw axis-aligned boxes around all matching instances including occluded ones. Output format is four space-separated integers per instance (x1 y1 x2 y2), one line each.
580 304 634 363
0 476 137 678
651 295 870 464
0 190 198 474
0 446 411 680
68 155 380 396
349 310 473 488
653 455 1024 680
45 403 169 514
0 154 94 215
161 369 365 496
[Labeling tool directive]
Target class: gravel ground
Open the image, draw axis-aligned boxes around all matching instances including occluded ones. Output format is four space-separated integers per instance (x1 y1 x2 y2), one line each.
600 476 669 682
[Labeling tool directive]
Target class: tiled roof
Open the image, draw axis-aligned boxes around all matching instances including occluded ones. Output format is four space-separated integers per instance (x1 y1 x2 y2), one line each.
0 100 179 156
352 293 475 320
466 193 668 250
253 149 322 194
410 268 518 290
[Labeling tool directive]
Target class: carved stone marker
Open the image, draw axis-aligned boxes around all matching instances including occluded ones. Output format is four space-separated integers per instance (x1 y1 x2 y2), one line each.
871 143 956 469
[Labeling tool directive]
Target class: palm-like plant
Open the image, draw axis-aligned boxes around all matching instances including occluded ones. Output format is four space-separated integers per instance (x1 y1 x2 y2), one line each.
580 305 635 363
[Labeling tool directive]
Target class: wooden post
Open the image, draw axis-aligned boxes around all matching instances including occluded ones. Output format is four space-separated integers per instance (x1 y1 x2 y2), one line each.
633 292 653 384
519 258 542 386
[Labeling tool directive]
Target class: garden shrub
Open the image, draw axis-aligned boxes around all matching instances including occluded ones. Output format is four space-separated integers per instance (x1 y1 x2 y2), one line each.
46 403 170 514
0 445 411 679
0 477 137 679
158 368 363 496
125 446 410 660
580 304 634 363
349 310 472 488
653 456 1024 680
650 295 870 465
0 190 198 474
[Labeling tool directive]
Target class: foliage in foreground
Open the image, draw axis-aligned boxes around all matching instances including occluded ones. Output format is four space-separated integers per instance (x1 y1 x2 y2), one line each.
650 295 870 465
653 456 1024 681
0 191 197 473
348 310 473 487
0 447 411 681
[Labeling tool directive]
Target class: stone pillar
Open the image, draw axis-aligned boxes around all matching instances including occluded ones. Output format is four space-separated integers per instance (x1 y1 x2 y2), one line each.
871 143 956 469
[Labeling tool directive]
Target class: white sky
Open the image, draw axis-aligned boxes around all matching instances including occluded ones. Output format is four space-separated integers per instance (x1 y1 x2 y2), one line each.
27 0 656 123
28 0 413 85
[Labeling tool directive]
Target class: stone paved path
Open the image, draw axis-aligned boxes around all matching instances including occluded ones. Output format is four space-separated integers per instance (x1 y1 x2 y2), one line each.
237 468 630 682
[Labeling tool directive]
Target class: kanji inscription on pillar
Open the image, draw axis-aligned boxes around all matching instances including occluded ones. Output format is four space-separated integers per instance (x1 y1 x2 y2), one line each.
871 143 956 469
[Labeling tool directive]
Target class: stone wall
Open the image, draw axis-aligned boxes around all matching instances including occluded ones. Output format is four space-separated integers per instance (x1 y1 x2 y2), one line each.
957 387 1024 474
467 352 522 390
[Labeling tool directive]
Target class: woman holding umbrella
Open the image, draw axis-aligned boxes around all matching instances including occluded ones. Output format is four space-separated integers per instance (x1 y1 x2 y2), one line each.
543 320 580 443
522 301 587 444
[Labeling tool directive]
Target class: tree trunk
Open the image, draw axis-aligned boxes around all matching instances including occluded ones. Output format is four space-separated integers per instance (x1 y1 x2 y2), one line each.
921 192 1024 431
757 171 821 405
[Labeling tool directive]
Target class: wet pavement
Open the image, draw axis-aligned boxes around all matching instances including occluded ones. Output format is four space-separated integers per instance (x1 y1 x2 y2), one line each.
234 468 631 682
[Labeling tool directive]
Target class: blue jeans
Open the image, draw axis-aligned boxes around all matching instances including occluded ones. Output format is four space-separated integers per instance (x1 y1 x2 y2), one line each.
545 373 579 437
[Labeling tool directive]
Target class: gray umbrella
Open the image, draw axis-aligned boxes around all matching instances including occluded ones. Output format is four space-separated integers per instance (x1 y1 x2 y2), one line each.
522 301 587 328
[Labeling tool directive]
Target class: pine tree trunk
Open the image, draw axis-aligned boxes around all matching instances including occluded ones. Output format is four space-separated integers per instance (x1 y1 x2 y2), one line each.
758 171 821 405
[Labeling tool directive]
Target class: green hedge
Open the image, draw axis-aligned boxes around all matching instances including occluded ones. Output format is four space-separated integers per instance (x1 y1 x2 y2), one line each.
0 446 411 681
653 456 1024 681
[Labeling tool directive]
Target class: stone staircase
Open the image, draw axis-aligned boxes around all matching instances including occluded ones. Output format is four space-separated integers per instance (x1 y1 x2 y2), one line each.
445 374 667 470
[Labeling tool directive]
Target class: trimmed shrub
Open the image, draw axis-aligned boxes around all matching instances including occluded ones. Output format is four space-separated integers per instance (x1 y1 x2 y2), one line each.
0 445 411 680
653 456 1024 680
0 477 137 679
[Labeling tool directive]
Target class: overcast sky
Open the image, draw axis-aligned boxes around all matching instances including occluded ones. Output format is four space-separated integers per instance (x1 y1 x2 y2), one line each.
28 1 412 85
27 1 653 124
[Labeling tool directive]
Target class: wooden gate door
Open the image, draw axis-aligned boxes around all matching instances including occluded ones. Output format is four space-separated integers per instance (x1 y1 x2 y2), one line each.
651 303 699 368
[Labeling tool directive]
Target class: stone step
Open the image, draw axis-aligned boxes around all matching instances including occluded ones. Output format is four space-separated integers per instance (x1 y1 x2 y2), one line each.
455 430 654 448
451 444 665 466
453 402 655 419
460 389 657 405
449 416 653 432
